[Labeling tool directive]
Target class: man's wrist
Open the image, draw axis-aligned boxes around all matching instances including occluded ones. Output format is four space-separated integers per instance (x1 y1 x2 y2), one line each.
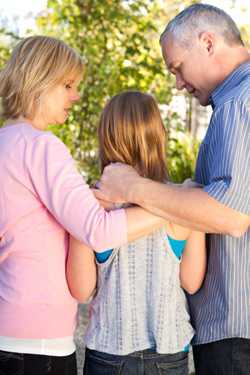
127 176 148 205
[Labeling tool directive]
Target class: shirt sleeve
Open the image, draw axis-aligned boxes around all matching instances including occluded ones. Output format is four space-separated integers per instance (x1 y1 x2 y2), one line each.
204 100 250 215
24 132 127 251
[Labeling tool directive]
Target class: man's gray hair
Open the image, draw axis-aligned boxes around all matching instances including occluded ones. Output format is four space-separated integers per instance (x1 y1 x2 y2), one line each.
160 3 244 48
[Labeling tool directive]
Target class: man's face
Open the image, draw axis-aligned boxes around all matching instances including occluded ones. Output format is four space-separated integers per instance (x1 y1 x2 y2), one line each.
161 36 215 106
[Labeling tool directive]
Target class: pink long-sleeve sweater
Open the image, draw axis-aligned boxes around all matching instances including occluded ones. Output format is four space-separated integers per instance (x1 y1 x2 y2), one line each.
0 123 127 339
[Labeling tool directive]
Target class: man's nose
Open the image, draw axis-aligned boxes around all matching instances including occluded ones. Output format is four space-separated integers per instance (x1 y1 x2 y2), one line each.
175 74 186 90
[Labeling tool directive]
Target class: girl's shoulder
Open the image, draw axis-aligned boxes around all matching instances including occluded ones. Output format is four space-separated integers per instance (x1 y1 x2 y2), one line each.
164 221 190 241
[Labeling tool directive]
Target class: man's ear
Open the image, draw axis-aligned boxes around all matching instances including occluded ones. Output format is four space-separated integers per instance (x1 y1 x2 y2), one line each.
198 31 215 56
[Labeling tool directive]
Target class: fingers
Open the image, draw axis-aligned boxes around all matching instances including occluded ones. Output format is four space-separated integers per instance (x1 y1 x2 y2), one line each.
91 188 109 201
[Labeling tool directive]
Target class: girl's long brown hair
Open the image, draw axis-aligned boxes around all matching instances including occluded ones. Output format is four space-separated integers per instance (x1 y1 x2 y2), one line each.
98 91 168 182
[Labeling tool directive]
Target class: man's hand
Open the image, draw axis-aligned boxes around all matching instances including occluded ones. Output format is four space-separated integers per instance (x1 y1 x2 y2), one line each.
98 163 141 203
91 189 117 211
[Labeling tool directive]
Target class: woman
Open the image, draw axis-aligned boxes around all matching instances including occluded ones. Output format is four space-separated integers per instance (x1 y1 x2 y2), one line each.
0 36 165 375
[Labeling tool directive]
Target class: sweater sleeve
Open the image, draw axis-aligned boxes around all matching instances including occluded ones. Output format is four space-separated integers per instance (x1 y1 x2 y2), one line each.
24 132 127 251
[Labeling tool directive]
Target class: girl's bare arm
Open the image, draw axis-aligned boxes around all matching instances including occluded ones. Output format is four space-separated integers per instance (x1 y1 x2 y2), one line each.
179 230 206 294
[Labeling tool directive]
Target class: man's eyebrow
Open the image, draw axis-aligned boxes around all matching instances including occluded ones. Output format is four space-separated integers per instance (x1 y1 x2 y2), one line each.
167 61 180 72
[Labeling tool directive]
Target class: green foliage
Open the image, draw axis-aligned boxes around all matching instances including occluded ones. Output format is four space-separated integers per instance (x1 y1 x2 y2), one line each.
0 0 199 184
168 130 200 183
36 0 183 183
0 28 20 127
0 28 21 68
241 23 250 49
163 110 199 183
0 30 13 67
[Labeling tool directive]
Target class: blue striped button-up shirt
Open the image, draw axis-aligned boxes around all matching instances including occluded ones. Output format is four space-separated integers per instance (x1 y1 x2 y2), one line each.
189 60 250 345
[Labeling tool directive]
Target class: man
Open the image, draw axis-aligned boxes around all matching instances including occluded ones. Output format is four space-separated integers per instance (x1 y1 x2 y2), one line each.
97 4 250 375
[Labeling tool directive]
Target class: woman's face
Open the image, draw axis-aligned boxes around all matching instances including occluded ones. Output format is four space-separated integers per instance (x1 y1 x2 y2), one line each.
35 76 81 128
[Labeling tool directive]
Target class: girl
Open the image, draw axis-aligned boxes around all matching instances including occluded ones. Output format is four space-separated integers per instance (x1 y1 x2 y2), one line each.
67 91 206 375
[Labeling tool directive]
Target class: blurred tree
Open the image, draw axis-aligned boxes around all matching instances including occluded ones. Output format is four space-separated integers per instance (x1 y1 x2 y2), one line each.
0 28 20 69
0 31 10 69
168 129 200 183
0 0 202 183
241 23 250 50
36 0 196 182
0 28 20 126
37 0 165 181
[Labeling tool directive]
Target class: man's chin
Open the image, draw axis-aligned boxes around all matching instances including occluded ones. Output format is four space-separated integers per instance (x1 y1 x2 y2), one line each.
199 101 209 107
196 96 210 107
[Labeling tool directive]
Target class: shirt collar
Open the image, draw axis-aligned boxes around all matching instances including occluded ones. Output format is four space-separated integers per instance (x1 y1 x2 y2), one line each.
210 59 250 108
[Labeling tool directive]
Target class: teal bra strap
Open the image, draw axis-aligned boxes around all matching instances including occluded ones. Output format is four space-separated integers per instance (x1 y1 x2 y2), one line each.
95 235 187 263
95 249 113 263
167 235 187 259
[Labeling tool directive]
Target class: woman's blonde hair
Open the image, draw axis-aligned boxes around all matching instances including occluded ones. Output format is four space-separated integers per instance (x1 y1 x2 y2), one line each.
98 91 168 182
0 35 83 120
